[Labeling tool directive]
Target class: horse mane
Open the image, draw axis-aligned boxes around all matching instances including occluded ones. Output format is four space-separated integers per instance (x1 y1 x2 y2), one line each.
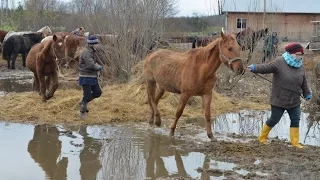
74 46 85 59
39 39 54 60
189 36 222 63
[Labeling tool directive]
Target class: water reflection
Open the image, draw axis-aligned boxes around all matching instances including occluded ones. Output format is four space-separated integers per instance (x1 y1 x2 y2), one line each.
27 125 68 180
0 122 256 180
213 110 320 146
79 127 102 180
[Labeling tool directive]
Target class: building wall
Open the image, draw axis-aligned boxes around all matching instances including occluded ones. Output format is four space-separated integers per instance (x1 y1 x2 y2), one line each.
225 12 320 42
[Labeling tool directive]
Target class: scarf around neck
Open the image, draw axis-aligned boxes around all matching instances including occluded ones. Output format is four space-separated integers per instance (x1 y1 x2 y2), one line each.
282 52 302 68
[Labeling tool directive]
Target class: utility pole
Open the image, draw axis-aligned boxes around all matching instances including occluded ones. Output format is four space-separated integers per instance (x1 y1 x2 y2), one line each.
263 0 266 29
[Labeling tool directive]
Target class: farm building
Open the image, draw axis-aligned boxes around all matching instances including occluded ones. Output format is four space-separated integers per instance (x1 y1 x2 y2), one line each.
222 11 320 42
220 0 320 42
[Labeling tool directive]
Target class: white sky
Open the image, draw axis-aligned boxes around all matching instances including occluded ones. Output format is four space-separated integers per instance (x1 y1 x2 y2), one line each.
59 0 219 17
175 0 219 17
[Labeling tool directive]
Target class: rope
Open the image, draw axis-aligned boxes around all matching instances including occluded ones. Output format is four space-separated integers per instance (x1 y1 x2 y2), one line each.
250 71 304 99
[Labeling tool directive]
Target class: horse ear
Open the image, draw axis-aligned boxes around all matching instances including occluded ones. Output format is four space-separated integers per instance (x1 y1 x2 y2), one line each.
221 31 226 39
53 35 57 41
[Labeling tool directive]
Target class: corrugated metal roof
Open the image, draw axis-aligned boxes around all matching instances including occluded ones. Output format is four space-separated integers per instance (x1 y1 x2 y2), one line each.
222 0 320 14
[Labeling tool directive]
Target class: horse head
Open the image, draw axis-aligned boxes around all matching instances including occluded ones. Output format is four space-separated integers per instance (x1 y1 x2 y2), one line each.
77 27 86 36
51 35 66 63
37 26 52 37
254 27 269 40
219 31 244 75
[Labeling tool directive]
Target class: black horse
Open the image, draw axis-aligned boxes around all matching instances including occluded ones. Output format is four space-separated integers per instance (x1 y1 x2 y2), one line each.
192 36 218 48
236 27 269 63
2 32 43 69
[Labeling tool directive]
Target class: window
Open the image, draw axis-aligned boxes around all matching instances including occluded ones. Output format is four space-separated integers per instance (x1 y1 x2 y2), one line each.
236 18 247 29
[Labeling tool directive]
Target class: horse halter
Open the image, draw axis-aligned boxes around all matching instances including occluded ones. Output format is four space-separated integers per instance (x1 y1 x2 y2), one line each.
218 40 243 67
52 45 66 64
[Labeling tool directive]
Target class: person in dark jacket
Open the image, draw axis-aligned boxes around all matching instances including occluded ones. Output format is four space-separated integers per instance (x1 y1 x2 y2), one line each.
247 43 312 148
78 35 103 118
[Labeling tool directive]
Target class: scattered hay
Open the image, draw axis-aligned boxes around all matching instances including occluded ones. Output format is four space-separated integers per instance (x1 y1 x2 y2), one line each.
0 81 268 125
0 52 271 125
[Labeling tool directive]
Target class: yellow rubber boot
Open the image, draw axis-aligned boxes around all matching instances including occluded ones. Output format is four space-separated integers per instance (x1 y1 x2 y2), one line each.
258 124 272 144
290 127 303 148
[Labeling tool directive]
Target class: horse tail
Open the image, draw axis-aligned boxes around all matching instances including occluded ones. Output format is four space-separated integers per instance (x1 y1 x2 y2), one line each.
192 38 196 48
2 38 13 60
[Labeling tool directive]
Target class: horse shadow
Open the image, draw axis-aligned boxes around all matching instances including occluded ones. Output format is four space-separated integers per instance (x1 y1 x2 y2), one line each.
27 124 68 180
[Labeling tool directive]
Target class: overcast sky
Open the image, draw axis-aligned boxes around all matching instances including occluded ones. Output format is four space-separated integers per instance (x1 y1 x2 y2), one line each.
175 0 218 17
59 0 320 16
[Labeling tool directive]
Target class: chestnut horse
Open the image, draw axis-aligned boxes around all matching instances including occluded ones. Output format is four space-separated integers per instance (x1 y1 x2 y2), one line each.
26 35 65 102
63 34 86 67
143 31 244 140
0 30 8 43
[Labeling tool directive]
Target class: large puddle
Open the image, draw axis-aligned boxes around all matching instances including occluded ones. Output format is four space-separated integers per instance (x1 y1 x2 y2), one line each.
0 109 319 180
1 70 320 179
0 70 80 94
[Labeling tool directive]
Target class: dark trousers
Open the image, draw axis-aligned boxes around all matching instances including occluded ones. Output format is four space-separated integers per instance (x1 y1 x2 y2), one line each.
266 105 301 128
81 84 102 104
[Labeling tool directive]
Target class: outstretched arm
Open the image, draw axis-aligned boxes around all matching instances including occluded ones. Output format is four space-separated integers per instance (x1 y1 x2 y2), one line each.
247 58 279 74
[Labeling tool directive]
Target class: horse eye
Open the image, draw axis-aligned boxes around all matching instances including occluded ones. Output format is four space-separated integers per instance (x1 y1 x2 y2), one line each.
228 47 233 51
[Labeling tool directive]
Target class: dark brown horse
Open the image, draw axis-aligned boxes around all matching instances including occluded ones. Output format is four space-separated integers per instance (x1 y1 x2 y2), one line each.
26 35 65 102
192 36 219 48
0 30 8 43
143 31 244 140
236 27 268 62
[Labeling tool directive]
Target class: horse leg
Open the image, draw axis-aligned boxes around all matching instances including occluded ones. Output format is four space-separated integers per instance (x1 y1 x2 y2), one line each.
170 93 190 137
154 87 165 126
21 53 26 67
10 53 18 69
146 80 157 125
202 93 215 140
46 73 58 100
33 73 40 93
45 76 50 96
37 73 47 102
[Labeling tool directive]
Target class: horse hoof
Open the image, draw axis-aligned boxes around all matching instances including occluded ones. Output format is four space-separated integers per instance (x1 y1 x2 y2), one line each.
155 116 161 126
208 134 217 142
155 120 161 127
46 95 52 100
169 131 174 137
149 120 154 126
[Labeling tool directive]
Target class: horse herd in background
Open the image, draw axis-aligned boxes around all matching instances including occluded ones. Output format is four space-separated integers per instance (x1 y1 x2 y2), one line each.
0 25 271 139
192 27 269 63
0 26 268 104
0 26 91 102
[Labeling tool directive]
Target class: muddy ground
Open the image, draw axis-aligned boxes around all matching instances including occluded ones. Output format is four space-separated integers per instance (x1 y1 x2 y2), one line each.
1 42 320 180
